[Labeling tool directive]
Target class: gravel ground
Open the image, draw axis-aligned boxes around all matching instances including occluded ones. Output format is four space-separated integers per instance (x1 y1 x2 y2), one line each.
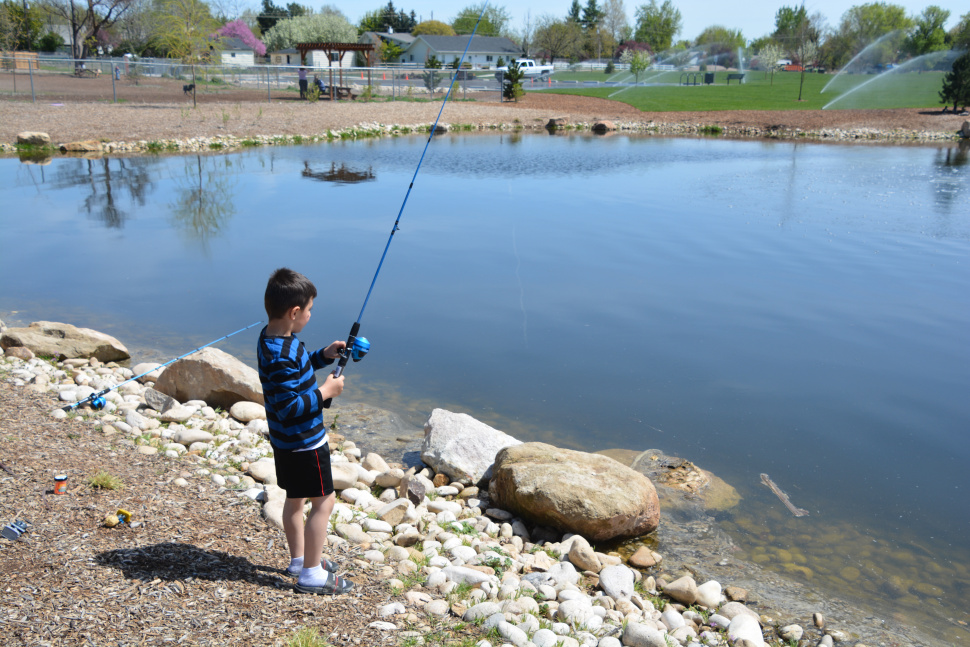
1 86 968 146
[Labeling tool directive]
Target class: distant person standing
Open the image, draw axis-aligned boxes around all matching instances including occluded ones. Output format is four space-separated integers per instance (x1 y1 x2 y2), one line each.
114 65 121 80
298 67 308 99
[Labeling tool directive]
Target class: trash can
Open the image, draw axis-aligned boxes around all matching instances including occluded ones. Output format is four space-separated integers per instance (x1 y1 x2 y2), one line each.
704 72 715 85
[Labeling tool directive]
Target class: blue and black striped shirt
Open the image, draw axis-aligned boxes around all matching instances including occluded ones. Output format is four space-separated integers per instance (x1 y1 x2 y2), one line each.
257 327 334 451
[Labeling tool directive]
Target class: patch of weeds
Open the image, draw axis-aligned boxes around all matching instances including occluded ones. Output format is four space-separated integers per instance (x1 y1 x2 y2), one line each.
329 413 340 430
698 124 723 136
447 580 473 602
240 139 260 147
292 135 304 144
208 142 224 150
88 470 124 490
145 141 164 153
426 490 439 501
284 626 329 647
481 555 513 579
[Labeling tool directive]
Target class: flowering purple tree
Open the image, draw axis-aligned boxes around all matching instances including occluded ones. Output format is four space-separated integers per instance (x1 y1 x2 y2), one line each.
216 19 266 56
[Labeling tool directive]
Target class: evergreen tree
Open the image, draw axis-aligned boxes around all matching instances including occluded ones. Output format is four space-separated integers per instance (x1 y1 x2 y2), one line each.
940 51 970 112
567 0 582 24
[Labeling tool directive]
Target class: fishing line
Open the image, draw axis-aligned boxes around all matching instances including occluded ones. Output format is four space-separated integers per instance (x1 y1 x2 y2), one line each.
63 321 263 411
322 2 490 407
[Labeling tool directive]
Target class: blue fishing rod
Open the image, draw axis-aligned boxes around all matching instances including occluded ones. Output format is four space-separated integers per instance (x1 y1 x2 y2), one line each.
323 2 490 408
64 321 263 411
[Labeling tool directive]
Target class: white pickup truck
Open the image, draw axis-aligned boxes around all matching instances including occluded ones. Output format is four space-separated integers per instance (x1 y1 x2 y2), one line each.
494 59 554 80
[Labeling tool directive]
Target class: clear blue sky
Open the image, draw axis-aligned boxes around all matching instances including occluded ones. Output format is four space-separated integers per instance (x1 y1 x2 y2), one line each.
339 1 967 46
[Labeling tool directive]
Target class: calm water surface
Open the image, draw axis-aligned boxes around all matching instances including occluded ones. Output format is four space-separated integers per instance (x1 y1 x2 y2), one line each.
2 134 968 643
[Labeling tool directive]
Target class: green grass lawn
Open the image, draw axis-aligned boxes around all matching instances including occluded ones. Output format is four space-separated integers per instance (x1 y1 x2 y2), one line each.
542 69 946 111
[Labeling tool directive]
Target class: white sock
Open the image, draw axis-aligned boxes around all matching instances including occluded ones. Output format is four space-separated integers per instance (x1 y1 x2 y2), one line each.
299 564 330 586
289 556 304 571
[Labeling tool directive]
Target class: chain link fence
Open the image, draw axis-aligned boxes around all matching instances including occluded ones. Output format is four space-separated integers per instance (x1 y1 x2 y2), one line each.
1 55 509 105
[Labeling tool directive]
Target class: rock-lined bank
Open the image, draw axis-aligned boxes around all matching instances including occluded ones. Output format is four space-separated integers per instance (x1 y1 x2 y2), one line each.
3 117 966 157
0 317 953 647
1 95 968 157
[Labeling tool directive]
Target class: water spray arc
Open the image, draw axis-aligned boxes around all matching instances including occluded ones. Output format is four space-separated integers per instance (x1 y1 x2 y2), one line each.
63 321 263 411
321 2 491 408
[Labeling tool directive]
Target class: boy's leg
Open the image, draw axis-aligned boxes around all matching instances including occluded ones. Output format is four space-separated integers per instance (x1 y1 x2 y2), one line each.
282 497 307 559
303 492 335 569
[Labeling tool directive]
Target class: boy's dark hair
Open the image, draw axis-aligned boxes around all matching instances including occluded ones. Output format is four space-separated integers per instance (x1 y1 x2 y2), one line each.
264 268 317 319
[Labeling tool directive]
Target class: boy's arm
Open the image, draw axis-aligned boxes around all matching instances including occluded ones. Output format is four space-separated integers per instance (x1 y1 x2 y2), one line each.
263 358 324 422
309 340 346 371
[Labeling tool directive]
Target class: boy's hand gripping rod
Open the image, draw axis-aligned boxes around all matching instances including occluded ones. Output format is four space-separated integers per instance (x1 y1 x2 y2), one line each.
322 2 489 409
63 321 263 411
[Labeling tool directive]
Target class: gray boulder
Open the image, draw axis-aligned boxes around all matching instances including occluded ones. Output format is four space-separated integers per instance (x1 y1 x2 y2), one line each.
0 321 129 361
421 408 521 484
489 442 660 541
153 346 262 409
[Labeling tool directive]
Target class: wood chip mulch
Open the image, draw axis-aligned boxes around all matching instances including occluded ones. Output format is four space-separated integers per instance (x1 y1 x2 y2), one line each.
0 379 465 647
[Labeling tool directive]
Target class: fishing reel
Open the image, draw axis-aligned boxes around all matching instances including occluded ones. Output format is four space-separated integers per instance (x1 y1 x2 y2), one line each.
349 336 370 362
323 324 369 409
89 395 107 410
334 335 370 375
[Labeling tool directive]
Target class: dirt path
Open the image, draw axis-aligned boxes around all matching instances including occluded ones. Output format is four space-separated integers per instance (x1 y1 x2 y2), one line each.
2 89 966 146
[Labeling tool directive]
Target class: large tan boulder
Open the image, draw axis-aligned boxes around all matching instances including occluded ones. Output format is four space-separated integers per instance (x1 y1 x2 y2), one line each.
153 346 262 409
17 131 51 146
0 321 129 361
489 442 660 542
59 140 102 153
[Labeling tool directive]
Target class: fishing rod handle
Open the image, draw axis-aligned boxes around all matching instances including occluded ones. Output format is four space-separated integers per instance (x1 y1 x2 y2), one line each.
323 322 360 410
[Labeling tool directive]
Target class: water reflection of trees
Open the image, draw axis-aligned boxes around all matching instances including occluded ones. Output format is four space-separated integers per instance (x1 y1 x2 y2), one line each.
301 161 375 184
932 141 969 216
168 155 238 248
50 158 158 228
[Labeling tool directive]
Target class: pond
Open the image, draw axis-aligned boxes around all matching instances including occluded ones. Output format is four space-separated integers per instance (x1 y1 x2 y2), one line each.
2 133 968 644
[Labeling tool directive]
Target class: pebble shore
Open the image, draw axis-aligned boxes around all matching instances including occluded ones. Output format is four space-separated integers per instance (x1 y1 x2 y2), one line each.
2 348 921 647
1 117 964 157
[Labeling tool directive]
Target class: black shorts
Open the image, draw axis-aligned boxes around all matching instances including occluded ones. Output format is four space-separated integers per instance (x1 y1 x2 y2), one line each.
273 442 334 499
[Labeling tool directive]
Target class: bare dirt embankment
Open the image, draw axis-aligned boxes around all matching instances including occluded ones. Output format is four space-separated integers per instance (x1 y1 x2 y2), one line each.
1 86 966 146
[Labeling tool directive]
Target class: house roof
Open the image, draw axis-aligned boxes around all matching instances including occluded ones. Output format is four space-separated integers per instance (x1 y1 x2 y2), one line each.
415 35 520 55
219 37 252 51
364 31 416 45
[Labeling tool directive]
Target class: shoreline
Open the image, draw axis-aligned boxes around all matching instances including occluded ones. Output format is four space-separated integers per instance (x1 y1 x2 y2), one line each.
1 96 968 156
0 312 956 647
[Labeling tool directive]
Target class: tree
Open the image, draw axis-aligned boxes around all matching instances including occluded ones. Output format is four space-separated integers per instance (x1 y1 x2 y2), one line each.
0 0 45 51
534 15 583 62
903 6 949 57
412 19 454 36
257 0 287 33
501 58 524 100
154 0 220 61
41 0 136 59
757 41 784 83
823 2 912 69
567 0 581 24
634 0 681 54
628 48 649 83
940 51 970 111
262 12 356 52
452 3 510 37
951 12 970 50
216 18 266 56
358 2 416 34
581 0 603 31
37 29 65 51
376 38 402 62
602 0 631 56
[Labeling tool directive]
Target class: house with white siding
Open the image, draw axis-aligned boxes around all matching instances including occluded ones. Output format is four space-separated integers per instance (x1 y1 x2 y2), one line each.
218 37 256 67
398 35 520 69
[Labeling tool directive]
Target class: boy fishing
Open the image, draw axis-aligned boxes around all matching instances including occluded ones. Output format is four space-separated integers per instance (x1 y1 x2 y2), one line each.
257 268 354 595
